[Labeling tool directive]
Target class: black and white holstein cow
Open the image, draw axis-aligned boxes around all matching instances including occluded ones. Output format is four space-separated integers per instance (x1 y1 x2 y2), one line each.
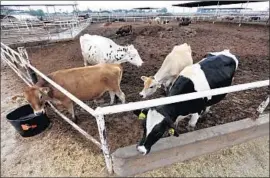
133 49 238 155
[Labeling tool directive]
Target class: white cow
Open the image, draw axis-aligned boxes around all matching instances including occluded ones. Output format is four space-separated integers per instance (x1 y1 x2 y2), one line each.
80 34 143 67
153 17 161 24
139 43 193 98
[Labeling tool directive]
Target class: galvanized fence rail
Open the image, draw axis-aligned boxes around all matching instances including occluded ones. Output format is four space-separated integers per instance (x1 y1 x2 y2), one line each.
90 13 269 25
1 19 91 45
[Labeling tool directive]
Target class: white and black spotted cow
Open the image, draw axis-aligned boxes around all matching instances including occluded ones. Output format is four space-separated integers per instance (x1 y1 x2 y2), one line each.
133 49 238 155
80 34 143 67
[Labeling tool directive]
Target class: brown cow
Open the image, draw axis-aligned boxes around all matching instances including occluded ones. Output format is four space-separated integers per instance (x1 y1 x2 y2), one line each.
12 63 125 123
116 25 132 36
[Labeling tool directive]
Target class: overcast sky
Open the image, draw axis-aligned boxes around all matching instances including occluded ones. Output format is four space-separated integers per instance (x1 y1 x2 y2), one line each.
1 1 269 12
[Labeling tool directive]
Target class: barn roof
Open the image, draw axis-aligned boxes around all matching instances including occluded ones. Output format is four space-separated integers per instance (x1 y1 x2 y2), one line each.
172 1 266 7
198 7 251 10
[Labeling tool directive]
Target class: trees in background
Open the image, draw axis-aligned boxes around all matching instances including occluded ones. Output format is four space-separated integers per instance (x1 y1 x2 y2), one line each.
28 9 45 17
157 8 168 13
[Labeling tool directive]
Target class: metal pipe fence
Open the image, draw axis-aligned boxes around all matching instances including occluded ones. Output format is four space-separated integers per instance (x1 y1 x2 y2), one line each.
1 18 91 45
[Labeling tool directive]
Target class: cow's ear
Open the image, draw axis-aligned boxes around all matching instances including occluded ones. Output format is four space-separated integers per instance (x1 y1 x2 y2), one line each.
133 109 148 120
168 128 179 137
141 76 148 82
168 126 180 137
133 109 141 116
40 87 50 95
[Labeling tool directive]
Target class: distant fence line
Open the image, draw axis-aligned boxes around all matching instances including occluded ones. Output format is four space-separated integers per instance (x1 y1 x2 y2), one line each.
0 18 90 45
1 11 269 45
90 14 269 25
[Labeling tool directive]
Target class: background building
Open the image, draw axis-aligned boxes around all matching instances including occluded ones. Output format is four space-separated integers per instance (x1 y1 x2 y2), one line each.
197 7 252 14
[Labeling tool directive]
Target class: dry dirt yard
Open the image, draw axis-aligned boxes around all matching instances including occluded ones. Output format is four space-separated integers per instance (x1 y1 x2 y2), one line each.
1 21 269 177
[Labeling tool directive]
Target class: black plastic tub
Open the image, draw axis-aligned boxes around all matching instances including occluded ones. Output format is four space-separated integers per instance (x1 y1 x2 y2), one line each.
6 104 51 137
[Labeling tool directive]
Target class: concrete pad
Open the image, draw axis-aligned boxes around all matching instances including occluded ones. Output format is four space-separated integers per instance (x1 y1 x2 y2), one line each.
112 114 269 176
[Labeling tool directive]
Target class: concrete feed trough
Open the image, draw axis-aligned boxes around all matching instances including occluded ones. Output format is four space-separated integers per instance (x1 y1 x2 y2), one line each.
112 113 269 176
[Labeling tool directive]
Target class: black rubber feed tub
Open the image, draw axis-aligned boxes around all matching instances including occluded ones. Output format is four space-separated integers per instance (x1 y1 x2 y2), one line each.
6 104 51 137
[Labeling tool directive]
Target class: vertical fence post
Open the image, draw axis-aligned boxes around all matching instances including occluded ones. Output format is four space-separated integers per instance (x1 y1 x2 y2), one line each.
11 20 15 29
25 21 29 30
16 24 20 32
95 110 113 174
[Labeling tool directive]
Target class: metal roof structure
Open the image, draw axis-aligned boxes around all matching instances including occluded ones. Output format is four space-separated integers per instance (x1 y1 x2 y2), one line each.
172 1 266 7
197 7 252 10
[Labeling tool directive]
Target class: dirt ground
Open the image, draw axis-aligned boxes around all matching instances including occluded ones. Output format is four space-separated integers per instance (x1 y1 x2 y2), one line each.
1 21 269 177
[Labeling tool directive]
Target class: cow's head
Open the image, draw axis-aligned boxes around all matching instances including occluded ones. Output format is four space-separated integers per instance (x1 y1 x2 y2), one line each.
133 108 179 155
12 86 50 115
125 45 143 67
139 76 161 98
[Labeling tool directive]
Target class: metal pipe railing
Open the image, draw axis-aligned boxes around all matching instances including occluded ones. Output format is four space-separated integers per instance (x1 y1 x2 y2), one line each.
96 80 269 115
